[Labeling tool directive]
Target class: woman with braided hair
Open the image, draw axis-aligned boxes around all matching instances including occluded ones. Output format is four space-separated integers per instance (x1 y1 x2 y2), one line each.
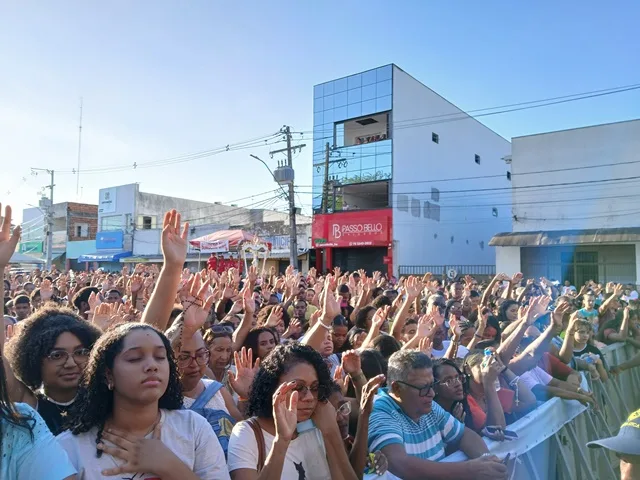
57 322 229 479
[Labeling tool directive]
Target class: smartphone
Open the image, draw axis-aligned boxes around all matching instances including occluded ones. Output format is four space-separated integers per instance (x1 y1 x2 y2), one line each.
504 430 518 440
502 453 511 465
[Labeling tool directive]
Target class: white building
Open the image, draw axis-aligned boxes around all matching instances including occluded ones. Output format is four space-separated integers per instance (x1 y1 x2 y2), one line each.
80 183 311 271
311 64 511 277
491 119 640 285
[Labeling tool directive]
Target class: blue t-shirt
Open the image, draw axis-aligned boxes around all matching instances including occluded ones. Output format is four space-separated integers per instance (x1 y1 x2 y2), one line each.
368 388 464 462
1 403 76 480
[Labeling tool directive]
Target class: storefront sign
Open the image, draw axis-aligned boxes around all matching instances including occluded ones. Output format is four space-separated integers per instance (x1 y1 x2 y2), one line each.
20 241 43 254
313 209 391 248
99 187 117 214
96 230 124 250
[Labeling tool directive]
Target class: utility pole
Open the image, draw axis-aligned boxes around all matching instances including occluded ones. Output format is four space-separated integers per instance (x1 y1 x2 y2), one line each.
322 142 330 214
31 168 55 271
269 126 306 269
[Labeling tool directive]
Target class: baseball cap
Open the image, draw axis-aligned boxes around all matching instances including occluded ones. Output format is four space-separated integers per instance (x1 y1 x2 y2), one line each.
587 409 640 456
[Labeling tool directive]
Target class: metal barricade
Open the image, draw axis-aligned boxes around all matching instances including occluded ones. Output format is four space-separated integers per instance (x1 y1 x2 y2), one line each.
443 341 640 480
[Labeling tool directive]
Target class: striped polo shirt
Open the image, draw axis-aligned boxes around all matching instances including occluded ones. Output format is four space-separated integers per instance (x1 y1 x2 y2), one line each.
368 388 464 461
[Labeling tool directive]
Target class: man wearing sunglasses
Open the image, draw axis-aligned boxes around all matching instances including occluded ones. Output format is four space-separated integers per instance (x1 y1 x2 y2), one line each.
368 350 507 480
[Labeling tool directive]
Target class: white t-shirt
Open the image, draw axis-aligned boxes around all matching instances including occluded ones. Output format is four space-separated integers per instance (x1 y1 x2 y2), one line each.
183 378 230 414
227 420 331 480
431 341 469 359
56 409 230 480
520 366 553 390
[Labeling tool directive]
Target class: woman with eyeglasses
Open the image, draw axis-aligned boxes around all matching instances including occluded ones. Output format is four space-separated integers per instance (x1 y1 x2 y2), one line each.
58 323 230 479
432 359 470 424
0 208 77 479
227 343 359 480
4 306 101 434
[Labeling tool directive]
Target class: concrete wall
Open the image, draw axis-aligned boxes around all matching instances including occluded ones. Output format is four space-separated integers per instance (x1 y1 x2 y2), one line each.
391 66 512 271
511 119 640 232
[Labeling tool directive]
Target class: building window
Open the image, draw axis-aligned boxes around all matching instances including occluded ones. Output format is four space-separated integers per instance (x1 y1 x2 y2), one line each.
75 223 89 238
432 132 439 144
138 215 156 230
475 154 481 165
431 188 440 202
100 215 123 231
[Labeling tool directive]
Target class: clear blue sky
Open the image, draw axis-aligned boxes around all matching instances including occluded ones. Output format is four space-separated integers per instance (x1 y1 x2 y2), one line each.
1 0 638 223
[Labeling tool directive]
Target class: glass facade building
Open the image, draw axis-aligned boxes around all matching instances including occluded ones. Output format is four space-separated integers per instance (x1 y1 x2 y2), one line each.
312 65 393 213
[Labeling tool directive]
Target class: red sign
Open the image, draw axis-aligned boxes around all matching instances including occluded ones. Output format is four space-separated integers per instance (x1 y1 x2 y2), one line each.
312 209 392 248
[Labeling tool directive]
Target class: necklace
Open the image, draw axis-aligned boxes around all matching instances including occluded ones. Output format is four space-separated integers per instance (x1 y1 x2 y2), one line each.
39 393 76 417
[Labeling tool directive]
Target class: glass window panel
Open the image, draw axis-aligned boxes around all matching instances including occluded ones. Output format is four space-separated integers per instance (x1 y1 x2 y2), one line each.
334 77 348 93
362 69 377 86
334 106 348 122
334 91 348 108
361 154 376 170
362 84 376 101
376 95 392 112
361 99 376 116
314 97 323 113
323 123 334 142
313 138 324 152
347 88 362 104
336 123 344 147
323 94 334 110
345 156 361 172
347 74 362 89
323 81 334 96
313 111 323 126
376 139 392 154
323 108 334 123
314 84 323 99
347 103 362 118
377 80 392 97
313 124 324 137
376 152 392 168
377 65 392 82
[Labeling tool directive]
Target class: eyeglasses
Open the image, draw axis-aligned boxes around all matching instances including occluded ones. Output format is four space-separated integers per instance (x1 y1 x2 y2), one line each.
436 375 466 388
292 382 321 398
211 325 234 334
336 401 351 417
46 348 91 365
397 380 435 397
177 349 210 368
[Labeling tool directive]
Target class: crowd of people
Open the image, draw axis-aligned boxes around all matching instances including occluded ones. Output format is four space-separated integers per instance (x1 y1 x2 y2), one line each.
1 201 639 480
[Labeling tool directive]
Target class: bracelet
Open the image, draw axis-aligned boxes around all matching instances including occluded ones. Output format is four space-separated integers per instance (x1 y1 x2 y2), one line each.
318 321 331 330
474 333 483 339
348 371 366 379
237 397 249 402
500 366 508 375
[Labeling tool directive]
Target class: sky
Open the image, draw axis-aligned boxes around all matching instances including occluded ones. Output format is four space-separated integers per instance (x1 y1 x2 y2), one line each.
1 0 639 224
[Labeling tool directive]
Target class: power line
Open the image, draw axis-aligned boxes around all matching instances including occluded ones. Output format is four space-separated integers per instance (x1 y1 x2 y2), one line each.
300 82 640 140
51 132 283 175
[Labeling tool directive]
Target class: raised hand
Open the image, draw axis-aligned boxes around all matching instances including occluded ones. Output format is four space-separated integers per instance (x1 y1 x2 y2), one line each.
418 336 433 356
241 283 255 317
181 275 215 339
511 272 524 284
40 278 54 301
361 374 385 415
273 382 299 441
283 318 302 339
371 305 390 329
552 300 572 329
0 203 20 268
333 364 349 395
228 347 260 399
341 349 362 375
160 209 189 266
265 305 284 328
405 276 421 299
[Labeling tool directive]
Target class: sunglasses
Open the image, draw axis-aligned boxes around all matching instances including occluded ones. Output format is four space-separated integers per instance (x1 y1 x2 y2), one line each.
211 325 234 334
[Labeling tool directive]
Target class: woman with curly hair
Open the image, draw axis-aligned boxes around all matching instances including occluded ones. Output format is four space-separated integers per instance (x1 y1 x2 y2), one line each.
4 306 102 435
57 323 229 479
0 204 77 479
227 343 358 480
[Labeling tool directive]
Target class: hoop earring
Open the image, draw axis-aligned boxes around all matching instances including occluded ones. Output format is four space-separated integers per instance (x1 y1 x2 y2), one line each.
107 382 113 391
